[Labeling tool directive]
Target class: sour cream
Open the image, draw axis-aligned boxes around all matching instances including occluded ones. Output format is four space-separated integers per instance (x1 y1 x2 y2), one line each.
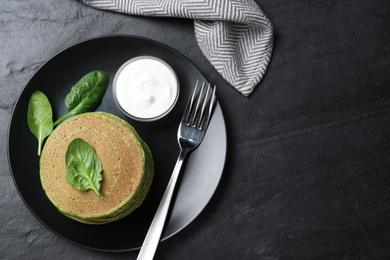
113 56 179 122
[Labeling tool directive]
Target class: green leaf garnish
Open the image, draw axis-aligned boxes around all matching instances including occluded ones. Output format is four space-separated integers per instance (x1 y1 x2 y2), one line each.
27 91 53 156
65 138 103 196
54 71 109 126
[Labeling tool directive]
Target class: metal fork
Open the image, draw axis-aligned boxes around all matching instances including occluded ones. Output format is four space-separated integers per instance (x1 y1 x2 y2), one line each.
137 81 217 260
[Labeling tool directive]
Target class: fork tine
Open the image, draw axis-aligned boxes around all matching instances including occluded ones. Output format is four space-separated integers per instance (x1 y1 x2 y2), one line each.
182 81 199 124
189 82 206 126
182 81 216 129
200 84 216 130
195 83 211 127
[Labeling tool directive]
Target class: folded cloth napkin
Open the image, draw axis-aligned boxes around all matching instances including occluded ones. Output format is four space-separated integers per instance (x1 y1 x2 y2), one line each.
79 0 273 97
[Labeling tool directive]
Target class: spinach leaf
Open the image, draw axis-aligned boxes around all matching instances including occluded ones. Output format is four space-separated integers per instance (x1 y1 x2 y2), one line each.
54 71 109 126
27 91 53 156
65 138 103 196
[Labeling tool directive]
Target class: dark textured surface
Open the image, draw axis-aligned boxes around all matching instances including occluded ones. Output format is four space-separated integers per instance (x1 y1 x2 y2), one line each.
1 0 390 259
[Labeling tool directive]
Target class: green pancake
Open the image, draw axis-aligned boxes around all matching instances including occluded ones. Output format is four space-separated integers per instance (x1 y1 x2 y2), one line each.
40 112 154 224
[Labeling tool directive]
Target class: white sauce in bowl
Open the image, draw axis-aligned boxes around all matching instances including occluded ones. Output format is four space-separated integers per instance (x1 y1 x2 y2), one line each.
113 56 179 121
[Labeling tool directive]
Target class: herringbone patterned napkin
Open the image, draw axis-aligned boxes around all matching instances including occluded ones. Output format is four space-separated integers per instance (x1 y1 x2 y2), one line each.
79 0 273 97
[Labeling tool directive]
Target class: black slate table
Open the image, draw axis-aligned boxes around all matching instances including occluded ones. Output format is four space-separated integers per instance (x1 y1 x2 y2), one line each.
1 0 390 259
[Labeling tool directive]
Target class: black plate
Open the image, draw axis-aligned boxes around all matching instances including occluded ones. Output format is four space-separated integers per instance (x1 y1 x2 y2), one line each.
7 35 226 251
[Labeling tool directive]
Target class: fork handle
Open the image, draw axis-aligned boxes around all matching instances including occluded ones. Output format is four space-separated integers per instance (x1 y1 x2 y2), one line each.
137 148 189 260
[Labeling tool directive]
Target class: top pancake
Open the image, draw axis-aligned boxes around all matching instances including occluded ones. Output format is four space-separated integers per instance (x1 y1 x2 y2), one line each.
40 112 148 219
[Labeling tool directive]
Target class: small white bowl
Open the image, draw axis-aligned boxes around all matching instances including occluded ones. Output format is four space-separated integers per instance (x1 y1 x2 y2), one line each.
113 56 180 122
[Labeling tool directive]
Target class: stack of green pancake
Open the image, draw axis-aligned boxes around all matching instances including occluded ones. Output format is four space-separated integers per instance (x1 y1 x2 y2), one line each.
40 112 154 224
